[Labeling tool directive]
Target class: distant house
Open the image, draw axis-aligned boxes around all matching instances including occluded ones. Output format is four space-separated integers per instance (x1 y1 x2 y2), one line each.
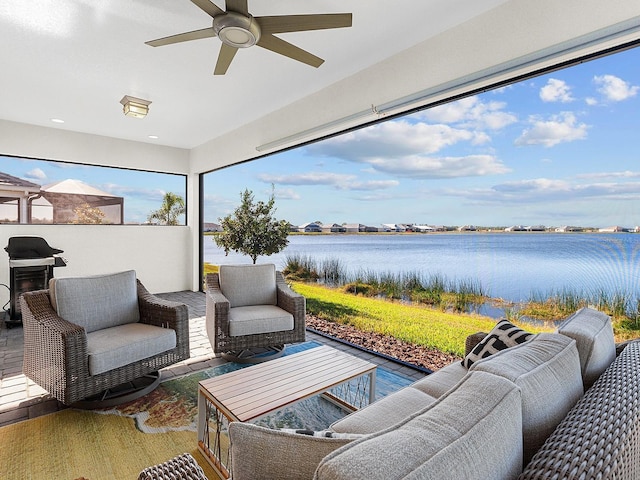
0 171 42 223
556 226 583 232
458 225 477 231
321 223 346 233
343 223 366 233
599 226 625 233
203 222 223 232
299 222 322 233
505 225 527 232
414 224 436 232
526 225 546 232
381 223 406 232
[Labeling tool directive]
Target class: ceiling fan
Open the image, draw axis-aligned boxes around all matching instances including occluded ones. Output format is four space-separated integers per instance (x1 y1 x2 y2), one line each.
146 0 353 75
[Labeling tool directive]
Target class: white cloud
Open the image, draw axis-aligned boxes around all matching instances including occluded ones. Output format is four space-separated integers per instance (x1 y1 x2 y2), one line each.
594 74 639 102
576 170 640 180
539 78 574 103
24 168 47 180
259 172 354 186
447 177 640 204
258 172 398 191
305 119 509 179
362 154 510 179
417 96 517 130
273 188 300 200
514 112 588 147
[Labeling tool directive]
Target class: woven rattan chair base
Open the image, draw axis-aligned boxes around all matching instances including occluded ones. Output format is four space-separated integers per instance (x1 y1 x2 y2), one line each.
220 344 285 364
71 371 161 409
138 453 208 480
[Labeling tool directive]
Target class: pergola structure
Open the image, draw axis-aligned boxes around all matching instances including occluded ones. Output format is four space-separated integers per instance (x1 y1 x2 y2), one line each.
0 0 639 294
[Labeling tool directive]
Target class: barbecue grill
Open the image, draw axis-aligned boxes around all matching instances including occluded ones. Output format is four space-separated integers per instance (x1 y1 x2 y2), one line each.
4 236 67 325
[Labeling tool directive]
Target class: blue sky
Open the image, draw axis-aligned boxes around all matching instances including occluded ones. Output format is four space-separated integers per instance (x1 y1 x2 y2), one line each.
205 46 640 229
2 46 638 228
0 157 185 224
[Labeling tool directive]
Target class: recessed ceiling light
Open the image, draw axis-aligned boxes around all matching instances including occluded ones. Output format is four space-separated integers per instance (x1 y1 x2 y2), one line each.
148 135 159 139
51 118 65 123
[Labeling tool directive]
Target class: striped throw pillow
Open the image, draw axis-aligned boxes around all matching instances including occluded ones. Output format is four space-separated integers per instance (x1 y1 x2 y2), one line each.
462 319 533 368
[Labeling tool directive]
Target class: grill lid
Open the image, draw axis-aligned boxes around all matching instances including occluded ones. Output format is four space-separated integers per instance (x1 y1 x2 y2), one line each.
4 236 64 259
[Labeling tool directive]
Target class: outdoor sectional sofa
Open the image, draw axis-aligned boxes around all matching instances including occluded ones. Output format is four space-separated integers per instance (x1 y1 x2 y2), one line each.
229 307 640 479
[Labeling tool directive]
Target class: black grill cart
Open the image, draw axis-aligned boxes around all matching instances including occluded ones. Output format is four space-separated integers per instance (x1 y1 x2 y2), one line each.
4 236 67 325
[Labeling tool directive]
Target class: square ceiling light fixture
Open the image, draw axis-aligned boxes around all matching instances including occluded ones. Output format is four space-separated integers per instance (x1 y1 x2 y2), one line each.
120 95 151 118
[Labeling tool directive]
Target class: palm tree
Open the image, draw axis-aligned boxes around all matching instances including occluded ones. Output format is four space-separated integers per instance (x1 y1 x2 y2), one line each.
147 192 185 225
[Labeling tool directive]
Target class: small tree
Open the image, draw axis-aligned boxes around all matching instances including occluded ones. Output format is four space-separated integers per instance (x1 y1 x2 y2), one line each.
215 188 289 264
72 203 105 224
148 192 185 225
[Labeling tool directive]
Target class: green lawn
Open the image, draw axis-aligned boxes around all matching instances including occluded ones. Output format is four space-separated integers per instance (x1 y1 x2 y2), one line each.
292 281 553 357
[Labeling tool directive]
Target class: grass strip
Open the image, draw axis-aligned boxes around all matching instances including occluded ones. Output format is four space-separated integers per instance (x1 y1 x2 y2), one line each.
292 281 552 357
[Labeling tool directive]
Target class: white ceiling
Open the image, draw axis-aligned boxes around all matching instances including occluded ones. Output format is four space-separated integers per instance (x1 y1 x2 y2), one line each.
0 0 510 150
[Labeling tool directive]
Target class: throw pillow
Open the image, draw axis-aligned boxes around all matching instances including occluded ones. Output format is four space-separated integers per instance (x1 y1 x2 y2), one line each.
462 319 533 368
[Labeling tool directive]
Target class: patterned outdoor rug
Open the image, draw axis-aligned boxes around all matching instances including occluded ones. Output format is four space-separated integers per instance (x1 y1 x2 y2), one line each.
96 341 414 434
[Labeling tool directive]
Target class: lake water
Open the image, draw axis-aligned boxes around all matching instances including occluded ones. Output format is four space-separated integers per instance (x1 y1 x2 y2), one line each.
204 233 640 304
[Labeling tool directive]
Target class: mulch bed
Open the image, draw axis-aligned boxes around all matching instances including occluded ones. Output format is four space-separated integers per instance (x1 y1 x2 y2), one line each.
306 315 461 372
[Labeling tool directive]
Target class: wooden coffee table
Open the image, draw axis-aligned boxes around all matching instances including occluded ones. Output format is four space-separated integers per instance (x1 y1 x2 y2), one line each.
197 345 377 478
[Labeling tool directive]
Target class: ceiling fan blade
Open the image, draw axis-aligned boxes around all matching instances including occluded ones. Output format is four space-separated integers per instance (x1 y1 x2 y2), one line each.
225 0 249 16
191 0 224 18
214 43 239 75
146 28 216 47
258 13 352 34
257 34 324 68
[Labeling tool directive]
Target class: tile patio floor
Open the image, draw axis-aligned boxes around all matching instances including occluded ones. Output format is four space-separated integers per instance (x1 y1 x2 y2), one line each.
0 290 427 427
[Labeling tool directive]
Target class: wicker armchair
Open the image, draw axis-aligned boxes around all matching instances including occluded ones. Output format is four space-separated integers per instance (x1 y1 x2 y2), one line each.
20 270 189 405
205 264 305 361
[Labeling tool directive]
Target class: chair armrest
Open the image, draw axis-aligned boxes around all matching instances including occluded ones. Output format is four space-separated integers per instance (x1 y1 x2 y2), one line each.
205 273 232 351
20 290 89 396
136 280 189 357
276 271 306 318
465 332 488 357
137 280 188 329
229 423 354 480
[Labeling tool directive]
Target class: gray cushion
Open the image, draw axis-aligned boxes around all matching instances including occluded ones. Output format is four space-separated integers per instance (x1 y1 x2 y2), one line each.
471 332 583 464
228 305 294 336
50 270 139 333
86 323 176 375
229 422 356 480
557 307 615 390
219 264 277 308
331 385 436 435
412 360 467 398
316 371 523 480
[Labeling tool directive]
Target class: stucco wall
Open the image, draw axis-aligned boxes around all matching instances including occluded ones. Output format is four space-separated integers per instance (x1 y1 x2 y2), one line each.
0 225 192 307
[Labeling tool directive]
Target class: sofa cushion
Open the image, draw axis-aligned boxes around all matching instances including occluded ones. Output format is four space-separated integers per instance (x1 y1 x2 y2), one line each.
557 307 615 390
331 385 436 435
412 360 467 398
316 371 523 480
228 305 294 336
470 333 583 464
50 270 140 333
462 319 533 368
219 264 277 308
86 323 176 375
229 422 356 480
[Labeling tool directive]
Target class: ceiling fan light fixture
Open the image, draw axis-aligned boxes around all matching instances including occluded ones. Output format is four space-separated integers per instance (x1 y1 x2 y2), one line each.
214 12 260 48
120 95 151 118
